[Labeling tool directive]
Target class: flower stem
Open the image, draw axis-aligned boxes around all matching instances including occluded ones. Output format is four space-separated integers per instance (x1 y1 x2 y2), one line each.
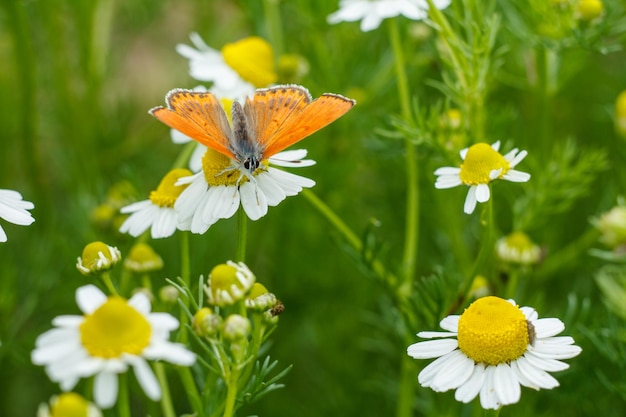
462 191 495 299
262 0 284 57
117 372 131 417
100 272 119 296
388 19 420 292
178 366 204 416
235 209 247 263
172 141 197 170
222 366 242 417
301 189 397 287
155 362 176 417
483 407 501 417
179 231 191 344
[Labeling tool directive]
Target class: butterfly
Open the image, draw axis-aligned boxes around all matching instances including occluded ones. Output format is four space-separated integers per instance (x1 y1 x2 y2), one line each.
150 84 355 175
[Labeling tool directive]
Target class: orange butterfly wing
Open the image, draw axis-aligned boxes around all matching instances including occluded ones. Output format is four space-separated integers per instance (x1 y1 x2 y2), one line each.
150 89 235 159
244 85 355 159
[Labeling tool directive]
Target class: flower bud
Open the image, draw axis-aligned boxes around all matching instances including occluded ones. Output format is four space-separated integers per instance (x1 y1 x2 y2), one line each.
223 314 251 341
205 261 255 306
123 243 163 273
76 241 121 275
496 232 542 266
192 307 222 337
38 392 102 417
245 282 278 311
595 205 626 248
159 285 180 304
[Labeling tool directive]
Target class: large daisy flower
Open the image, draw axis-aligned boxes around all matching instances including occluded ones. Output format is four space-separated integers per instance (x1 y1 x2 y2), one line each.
119 168 193 239
327 0 451 32
176 33 276 97
175 148 315 234
31 285 196 409
407 296 582 410
0 188 35 242
434 141 530 214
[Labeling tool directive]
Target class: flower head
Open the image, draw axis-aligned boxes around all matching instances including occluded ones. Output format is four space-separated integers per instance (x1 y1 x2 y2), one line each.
76 242 121 275
123 243 164 273
327 0 451 32
37 392 102 417
31 285 195 409
176 33 276 97
496 232 542 266
434 141 531 214
119 168 193 239
176 148 315 234
205 261 256 306
615 90 626 137
407 296 581 410
0 188 35 242
594 204 626 248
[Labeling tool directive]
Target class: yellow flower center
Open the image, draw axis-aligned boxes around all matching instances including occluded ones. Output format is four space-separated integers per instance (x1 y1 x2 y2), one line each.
503 231 535 252
149 168 193 208
221 37 277 87
201 149 268 186
459 143 510 185
49 393 91 417
124 243 163 272
79 296 151 358
578 0 604 21
457 296 529 366
209 263 242 295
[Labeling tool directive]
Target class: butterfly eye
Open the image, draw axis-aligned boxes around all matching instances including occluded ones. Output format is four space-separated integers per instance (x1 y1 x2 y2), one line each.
243 157 260 172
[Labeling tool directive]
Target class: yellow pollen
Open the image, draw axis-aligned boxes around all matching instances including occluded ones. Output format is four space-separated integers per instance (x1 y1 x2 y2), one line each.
201 149 267 187
79 296 151 358
221 37 277 87
457 296 529 365
459 143 510 185
149 168 193 207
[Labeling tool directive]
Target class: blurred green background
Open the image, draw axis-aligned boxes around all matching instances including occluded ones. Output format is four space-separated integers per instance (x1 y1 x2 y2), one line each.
1 0 626 416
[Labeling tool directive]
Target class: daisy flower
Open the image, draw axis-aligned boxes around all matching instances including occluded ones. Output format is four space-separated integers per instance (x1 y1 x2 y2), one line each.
327 0 451 32
176 33 276 97
37 392 102 417
407 296 582 410
31 285 196 409
496 231 542 266
434 141 530 214
119 168 193 239
205 261 256 307
0 188 35 242
175 148 315 234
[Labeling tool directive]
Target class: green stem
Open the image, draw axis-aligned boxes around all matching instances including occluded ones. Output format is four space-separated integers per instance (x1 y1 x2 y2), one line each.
535 44 551 154
178 366 204 416
483 407 501 417
154 362 176 417
505 269 520 300
117 372 131 417
172 141 198 170
235 209 248 263
388 19 419 292
223 366 242 417
100 272 119 296
461 192 495 299
395 353 416 417
301 189 397 287
262 0 284 57
179 231 191 344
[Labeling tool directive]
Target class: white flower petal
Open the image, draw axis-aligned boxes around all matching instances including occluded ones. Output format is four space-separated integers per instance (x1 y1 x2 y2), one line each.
143 342 196 366
240 182 268 221
523 351 570 372
415 331 457 339
127 356 161 401
439 315 460 332
514 355 559 389
128 292 151 315
532 318 565 338
493 363 521 406
407 339 458 359
464 186 478 214
94 371 118 409
479 365 501 410
433 167 461 176
502 169 531 182
475 183 491 203
76 285 107 314
454 363 485 403
429 350 475 391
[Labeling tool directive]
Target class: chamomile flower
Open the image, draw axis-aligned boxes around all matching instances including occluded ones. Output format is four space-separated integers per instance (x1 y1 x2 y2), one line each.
496 232 542 266
176 33 276 97
0 188 35 242
37 393 101 417
31 285 195 409
434 141 530 214
407 296 581 410
175 148 315 234
119 168 193 239
327 0 451 32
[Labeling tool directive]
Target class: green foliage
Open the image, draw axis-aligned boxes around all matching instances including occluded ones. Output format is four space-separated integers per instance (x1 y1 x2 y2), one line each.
2 0 626 416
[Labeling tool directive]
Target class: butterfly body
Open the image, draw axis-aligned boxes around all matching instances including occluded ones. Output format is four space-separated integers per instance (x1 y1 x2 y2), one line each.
150 84 355 179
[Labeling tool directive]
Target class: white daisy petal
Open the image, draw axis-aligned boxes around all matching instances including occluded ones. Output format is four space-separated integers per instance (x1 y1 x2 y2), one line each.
464 187 478 214
127 356 161 401
433 167 461 176
502 170 531 182
407 339 458 359
429 350 475 391
532 318 565 338
455 363 486 403
514 354 560 389
439 315 460 332
415 331 457 339
76 285 107 314
523 351 570 372
475 183 491 203
493 363 521 406
94 371 118 409
479 365 501 410
128 292 151 315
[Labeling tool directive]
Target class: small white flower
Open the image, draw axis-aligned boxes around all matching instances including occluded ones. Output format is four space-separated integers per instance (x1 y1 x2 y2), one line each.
119 168 193 239
0 188 35 242
32 285 196 409
434 141 531 214
407 296 582 410
327 0 451 32
175 148 315 234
